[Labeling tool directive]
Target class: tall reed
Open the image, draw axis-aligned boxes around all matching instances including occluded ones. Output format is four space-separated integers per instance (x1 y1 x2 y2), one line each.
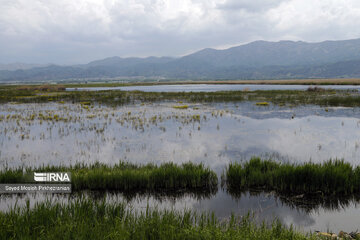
225 157 360 195
0 162 218 193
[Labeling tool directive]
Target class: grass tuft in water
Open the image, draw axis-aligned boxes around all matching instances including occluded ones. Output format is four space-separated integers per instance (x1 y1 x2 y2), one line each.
255 102 269 106
224 157 360 196
172 105 189 109
0 162 218 193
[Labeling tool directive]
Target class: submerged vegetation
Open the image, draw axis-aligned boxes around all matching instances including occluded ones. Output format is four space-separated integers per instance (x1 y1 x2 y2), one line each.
0 198 316 240
224 157 360 196
0 162 218 193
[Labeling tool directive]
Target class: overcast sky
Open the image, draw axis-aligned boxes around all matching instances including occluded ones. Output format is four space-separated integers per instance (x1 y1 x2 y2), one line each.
1 0 360 64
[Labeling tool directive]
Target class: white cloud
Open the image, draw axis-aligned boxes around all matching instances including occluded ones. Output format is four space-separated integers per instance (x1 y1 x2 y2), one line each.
266 0 360 41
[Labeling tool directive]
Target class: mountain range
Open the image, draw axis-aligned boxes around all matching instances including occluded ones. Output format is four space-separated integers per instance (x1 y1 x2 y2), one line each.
2 38 360 82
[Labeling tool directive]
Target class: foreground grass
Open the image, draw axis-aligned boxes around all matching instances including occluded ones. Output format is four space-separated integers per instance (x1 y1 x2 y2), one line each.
225 157 360 196
0 199 316 240
0 162 217 193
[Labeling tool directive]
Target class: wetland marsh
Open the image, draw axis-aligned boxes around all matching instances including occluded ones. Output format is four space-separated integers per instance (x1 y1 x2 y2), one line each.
2 84 360 237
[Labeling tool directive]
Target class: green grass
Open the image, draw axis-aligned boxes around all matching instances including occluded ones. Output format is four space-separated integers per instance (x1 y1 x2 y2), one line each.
0 198 317 240
0 162 218 193
224 157 360 196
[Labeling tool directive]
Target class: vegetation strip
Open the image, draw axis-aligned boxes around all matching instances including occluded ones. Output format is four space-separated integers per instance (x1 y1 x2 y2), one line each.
2 84 360 107
0 198 316 240
224 157 360 196
0 162 218 192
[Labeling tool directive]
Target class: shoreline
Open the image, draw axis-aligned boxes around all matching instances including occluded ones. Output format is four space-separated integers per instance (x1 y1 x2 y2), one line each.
2 78 360 88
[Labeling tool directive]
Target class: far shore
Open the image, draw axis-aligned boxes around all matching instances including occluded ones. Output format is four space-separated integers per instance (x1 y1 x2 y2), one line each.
3 78 360 88
191 78 360 85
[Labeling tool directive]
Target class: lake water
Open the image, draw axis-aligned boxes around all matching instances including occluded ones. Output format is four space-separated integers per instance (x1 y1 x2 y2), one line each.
66 84 360 92
1 101 360 233
2 102 360 168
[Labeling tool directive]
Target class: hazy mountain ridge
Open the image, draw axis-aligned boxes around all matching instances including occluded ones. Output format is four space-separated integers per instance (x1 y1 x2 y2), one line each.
86 56 174 67
182 39 360 67
2 38 360 81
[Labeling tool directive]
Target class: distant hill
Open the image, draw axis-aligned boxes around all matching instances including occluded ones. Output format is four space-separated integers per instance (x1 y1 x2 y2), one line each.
2 38 360 82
